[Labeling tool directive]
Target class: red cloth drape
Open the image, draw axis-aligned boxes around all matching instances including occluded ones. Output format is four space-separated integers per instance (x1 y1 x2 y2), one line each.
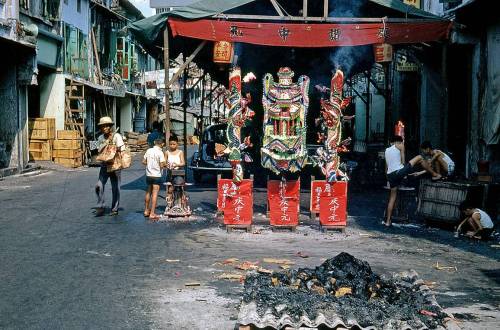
169 18 451 47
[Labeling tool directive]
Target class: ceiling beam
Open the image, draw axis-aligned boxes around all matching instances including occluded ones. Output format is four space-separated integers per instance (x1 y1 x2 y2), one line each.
212 14 441 23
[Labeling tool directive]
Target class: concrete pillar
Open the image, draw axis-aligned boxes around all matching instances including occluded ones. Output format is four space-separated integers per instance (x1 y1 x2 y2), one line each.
119 97 133 133
39 73 65 131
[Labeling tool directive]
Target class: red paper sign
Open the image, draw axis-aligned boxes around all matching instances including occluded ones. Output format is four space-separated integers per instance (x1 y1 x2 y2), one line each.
310 181 348 212
268 180 300 226
319 195 347 226
218 179 253 225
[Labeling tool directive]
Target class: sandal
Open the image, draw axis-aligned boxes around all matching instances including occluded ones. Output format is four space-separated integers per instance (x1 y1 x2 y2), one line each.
109 211 119 216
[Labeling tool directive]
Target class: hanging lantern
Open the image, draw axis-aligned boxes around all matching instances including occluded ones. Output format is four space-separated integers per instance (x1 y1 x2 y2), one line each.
373 43 393 63
213 41 234 64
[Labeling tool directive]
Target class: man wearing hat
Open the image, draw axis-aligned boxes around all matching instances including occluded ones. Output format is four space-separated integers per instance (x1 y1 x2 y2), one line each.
95 116 125 216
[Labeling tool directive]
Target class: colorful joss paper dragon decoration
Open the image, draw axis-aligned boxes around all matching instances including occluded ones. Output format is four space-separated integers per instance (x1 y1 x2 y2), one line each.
314 70 353 182
261 67 310 175
224 67 255 183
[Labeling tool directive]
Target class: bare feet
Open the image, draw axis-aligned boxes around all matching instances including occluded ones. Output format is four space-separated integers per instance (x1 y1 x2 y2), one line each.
143 210 150 217
149 214 160 221
432 174 442 181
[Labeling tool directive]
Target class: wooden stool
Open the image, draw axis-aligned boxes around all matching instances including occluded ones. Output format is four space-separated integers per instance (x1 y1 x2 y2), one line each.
384 185 416 222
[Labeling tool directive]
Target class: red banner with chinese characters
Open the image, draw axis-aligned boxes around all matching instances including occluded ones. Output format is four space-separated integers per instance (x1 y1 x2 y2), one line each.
310 181 348 213
317 181 348 227
169 18 452 48
218 179 253 225
268 180 300 227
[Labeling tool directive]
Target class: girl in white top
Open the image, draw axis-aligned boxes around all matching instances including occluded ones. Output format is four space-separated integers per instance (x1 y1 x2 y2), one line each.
457 202 494 239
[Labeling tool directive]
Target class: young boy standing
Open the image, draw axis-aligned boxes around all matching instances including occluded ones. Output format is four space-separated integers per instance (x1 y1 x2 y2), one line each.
384 135 442 226
142 139 167 221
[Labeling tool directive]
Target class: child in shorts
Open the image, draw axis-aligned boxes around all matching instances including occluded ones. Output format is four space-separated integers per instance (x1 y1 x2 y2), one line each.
142 139 167 221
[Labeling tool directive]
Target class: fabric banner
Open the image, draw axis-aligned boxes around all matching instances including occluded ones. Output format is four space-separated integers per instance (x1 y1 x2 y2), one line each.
268 180 300 226
218 179 253 225
310 181 348 213
169 18 451 47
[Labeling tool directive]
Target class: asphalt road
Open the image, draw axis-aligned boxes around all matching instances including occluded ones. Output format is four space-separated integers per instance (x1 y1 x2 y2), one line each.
0 154 499 329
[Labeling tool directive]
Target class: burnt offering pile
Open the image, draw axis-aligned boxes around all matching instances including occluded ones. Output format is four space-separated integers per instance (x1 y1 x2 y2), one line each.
240 253 450 329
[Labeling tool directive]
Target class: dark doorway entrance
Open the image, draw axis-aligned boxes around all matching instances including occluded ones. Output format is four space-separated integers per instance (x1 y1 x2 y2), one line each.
447 45 472 175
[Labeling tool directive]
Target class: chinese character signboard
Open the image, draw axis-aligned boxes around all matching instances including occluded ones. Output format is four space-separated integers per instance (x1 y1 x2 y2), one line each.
403 0 420 8
213 41 234 64
310 181 348 227
218 179 253 225
268 180 300 227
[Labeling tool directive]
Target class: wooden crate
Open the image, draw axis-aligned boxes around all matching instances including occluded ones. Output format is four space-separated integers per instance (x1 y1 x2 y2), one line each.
417 180 484 224
54 157 82 168
52 149 82 158
28 118 55 140
57 130 80 140
29 140 52 161
53 139 81 150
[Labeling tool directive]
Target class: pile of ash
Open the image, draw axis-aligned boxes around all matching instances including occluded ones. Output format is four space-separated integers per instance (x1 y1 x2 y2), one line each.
241 253 450 329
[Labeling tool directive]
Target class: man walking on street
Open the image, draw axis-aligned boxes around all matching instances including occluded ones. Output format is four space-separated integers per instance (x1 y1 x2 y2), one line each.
384 135 441 227
95 116 125 217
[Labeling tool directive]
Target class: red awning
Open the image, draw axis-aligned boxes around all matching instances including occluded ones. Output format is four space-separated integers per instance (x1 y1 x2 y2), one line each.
169 18 451 47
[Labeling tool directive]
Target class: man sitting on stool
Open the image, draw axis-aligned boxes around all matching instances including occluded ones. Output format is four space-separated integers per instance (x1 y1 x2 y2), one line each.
384 135 442 227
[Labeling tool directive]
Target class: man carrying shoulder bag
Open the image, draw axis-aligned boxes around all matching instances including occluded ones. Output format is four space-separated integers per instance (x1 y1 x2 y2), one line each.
95 117 125 217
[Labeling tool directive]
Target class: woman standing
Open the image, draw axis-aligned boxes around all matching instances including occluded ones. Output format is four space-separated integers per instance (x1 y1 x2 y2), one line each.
94 117 125 217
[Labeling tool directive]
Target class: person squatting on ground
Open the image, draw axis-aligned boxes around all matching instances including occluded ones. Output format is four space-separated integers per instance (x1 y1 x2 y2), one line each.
142 139 167 221
456 201 494 240
413 141 455 178
95 117 125 217
165 136 185 201
384 135 442 227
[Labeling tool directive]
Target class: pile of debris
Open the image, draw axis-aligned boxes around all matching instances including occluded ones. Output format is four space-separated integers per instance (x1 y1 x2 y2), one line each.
125 132 148 152
239 253 452 329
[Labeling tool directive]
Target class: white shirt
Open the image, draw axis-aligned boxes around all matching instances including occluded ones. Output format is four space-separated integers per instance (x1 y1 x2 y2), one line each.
385 145 404 174
474 209 494 229
143 146 166 177
98 133 125 152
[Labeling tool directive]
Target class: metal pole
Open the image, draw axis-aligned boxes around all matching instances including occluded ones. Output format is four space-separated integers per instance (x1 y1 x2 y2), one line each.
365 71 371 143
163 26 171 142
383 63 392 144
182 55 188 173
200 73 206 138
209 79 213 125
